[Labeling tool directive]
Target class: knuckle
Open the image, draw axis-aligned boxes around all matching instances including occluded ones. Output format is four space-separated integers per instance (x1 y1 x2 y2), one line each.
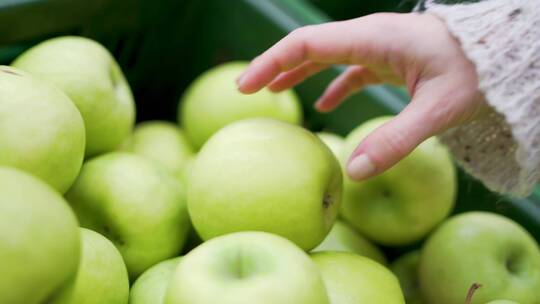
367 124 412 164
290 24 317 39
290 26 307 37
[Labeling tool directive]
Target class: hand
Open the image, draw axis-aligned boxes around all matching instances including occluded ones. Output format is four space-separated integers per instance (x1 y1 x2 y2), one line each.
237 12 486 181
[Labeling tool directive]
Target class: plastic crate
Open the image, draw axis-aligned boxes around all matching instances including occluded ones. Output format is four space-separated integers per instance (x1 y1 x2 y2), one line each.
0 0 538 253
309 0 415 20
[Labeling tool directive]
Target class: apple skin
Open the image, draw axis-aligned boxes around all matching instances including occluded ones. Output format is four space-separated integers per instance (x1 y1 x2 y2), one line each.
179 61 302 149
0 66 85 193
120 121 194 182
130 257 181 304
312 220 386 265
65 152 190 279
340 116 456 246
12 36 135 157
486 301 520 304
311 251 405 304
419 212 540 304
0 167 80 304
188 118 342 251
165 231 330 304
390 250 423 304
50 228 129 304
316 132 345 159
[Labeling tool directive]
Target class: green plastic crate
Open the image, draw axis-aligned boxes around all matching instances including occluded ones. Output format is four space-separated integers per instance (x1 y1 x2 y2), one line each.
310 0 415 20
0 0 538 255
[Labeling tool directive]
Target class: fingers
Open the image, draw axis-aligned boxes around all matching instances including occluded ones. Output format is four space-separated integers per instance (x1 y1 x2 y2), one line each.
237 13 409 94
268 62 329 92
346 81 453 181
315 66 380 112
237 21 354 94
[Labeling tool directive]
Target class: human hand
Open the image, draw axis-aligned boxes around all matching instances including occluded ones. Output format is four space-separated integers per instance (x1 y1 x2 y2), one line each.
237 12 486 181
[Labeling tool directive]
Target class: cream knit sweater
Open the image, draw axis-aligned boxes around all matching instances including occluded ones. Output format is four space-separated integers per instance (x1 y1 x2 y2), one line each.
423 0 540 197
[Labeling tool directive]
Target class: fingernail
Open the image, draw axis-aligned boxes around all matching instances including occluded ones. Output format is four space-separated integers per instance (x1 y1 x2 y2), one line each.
236 73 246 88
314 99 326 111
347 154 376 180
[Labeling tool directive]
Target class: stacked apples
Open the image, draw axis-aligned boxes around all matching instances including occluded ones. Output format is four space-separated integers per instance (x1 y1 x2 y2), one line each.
1 35 539 304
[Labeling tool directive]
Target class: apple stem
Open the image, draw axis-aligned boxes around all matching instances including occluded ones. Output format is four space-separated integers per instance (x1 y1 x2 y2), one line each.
465 283 482 304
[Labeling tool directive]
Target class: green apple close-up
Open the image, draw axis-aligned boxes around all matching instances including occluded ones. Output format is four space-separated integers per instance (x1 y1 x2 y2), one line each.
3 17 540 304
50 228 129 304
188 118 342 251
312 220 386 265
130 257 181 304
120 120 194 182
390 250 423 304
419 212 540 304
316 132 345 160
179 61 302 150
311 251 405 304
12 36 136 157
340 116 456 246
0 167 80 304
65 152 190 279
0 65 85 193
165 231 330 304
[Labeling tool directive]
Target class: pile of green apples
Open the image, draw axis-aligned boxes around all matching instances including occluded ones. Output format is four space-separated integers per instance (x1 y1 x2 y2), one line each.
1 36 539 304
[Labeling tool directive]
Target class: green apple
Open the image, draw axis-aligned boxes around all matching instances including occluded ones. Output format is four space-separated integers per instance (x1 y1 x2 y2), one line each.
312 220 386 265
179 61 302 149
485 301 520 304
180 157 195 185
391 250 423 304
311 251 405 304
130 257 181 304
316 132 344 159
50 228 129 304
120 121 194 182
0 167 79 304
0 66 85 193
13 36 135 157
165 231 329 304
340 116 456 245
188 118 342 250
419 212 540 304
65 152 190 279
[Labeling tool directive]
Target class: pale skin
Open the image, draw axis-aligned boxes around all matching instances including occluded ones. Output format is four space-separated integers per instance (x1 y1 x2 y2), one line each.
237 12 486 181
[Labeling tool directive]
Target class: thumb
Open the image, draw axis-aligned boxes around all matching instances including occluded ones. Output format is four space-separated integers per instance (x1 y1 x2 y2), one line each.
346 88 449 181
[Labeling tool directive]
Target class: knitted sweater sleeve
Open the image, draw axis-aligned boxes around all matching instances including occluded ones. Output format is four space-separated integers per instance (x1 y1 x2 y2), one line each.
423 0 540 197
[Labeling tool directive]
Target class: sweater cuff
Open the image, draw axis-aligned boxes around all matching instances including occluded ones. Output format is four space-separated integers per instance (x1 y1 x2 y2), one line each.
425 0 540 196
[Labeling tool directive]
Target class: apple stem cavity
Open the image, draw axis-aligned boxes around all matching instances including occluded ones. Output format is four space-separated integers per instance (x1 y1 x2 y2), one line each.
232 250 249 279
0 68 21 76
323 193 332 209
505 253 521 274
465 282 482 304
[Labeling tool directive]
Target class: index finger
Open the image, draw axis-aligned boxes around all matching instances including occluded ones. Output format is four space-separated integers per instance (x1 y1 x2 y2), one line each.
237 20 356 94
